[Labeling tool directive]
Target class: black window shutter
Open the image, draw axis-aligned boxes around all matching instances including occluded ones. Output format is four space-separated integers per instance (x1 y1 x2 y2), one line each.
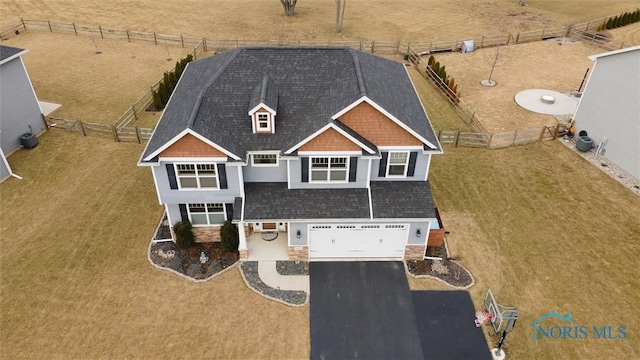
225 203 233 221
179 204 188 222
378 152 388 177
407 152 418 177
349 157 358 182
217 163 228 189
166 164 178 189
301 157 309 182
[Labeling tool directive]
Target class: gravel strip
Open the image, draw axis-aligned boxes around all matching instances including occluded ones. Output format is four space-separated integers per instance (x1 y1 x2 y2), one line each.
275 261 309 276
240 261 307 306
559 137 640 196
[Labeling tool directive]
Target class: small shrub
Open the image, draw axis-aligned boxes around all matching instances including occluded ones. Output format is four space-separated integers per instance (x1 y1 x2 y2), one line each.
152 90 163 111
220 221 239 253
427 55 435 66
605 18 613 29
174 220 195 249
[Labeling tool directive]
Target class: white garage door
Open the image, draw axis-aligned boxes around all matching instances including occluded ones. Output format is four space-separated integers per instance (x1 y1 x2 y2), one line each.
309 224 408 259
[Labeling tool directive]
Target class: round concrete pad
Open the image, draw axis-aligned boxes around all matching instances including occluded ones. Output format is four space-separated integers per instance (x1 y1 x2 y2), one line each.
515 89 578 115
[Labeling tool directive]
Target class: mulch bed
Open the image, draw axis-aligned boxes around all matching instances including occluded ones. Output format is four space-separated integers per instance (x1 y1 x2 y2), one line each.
149 214 238 280
406 242 474 288
149 241 238 280
241 262 308 306
406 259 474 289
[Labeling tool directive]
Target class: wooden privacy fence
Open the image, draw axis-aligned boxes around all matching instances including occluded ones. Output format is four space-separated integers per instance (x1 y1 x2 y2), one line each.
45 116 153 143
438 126 559 149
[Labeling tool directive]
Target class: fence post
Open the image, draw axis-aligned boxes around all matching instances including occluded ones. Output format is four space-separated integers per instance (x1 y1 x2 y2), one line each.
180 35 184 48
585 21 591 31
515 32 520 43
135 126 141 144
73 22 77 36
453 130 460 147
132 104 138 120
488 132 494 149
512 129 518 146
46 19 52 32
126 29 130 42
371 40 375 53
112 125 119 142
78 120 86 136
481 35 485 48
99 25 104 39
153 32 158 45
203 37 207 51
21 18 27 31
538 127 546 142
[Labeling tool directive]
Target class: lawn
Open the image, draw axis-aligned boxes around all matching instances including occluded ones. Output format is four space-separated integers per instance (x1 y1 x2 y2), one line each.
2 0 639 43
2 0 640 358
411 142 640 359
0 130 309 359
2 31 193 124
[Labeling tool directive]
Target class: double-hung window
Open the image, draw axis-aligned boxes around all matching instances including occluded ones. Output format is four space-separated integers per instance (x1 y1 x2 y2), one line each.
310 157 348 182
188 203 225 225
257 113 270 131
386 152 409 177
176 164 218 189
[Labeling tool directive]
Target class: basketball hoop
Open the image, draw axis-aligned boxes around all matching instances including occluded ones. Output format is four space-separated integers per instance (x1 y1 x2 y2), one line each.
475 310 493 327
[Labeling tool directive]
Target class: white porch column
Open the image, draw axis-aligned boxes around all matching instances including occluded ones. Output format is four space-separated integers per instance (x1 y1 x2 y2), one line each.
238 221 248 259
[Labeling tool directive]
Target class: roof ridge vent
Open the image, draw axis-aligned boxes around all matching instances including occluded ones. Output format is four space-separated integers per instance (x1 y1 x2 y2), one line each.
350 49 367 96
259 75 269 103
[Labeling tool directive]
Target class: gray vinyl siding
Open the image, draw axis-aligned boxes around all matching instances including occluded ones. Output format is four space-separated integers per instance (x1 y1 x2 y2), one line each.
242 159 287 182
153 162 243 204
288 156 368 189
574 49 640 180
370 152 430 181
0 152 10 182
0 56 44 155
288 221 433 246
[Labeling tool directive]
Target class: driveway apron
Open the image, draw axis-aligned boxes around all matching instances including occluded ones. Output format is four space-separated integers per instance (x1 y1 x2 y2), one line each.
310 261 424 360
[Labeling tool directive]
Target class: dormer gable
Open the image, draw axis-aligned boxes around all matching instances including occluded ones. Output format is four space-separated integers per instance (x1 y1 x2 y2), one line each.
248 75 278 134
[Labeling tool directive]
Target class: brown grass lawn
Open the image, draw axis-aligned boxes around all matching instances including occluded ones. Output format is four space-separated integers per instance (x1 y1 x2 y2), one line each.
431 40 596 132
412 142 640 359
2 1 640 359
430 23 640 132
0 131 309 359
2 0 639 43
2 31 193 124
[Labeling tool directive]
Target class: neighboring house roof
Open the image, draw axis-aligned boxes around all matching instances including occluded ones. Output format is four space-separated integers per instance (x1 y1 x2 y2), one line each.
0 45 28 66
587 45 640 61
141 47 441 163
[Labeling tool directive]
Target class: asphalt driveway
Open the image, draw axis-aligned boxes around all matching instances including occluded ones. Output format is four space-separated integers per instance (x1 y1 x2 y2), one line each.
309 261 424 360
309 262 492 360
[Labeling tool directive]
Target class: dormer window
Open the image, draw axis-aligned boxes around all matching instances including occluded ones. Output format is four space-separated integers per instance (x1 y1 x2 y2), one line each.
257 113 270 131
248 75 278 134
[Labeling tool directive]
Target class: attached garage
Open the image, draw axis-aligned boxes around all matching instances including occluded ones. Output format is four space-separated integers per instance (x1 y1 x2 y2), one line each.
309 224 408 259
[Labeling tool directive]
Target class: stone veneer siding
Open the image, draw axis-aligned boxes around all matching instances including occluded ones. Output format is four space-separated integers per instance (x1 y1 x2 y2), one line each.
287 246 309 261
404 244 426 260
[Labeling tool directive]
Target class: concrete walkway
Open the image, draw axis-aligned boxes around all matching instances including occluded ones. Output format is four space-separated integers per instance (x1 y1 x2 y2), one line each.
258 260 310 293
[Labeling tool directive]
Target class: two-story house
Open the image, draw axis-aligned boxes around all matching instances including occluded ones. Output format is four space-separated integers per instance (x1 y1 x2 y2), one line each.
139 47 443 261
